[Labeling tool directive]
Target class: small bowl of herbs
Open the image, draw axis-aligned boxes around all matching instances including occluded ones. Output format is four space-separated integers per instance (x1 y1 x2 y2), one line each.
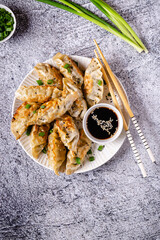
0 4 16 43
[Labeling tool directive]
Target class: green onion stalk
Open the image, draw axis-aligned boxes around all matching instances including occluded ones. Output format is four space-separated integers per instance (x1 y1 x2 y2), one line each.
89 0 137 43
90 0 148 52
36 0 147 53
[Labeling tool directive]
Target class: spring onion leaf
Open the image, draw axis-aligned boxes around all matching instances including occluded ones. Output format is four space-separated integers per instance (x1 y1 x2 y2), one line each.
25 104 31 109
89 0 137 44
35 0 146 52
63 63 72 73
74 61 78 66
98 145 105 151
40 105 46 109
0 8 14 41
50 129 53 134
89 156 95 161
42 147 47 153
33 110 36 114
39 132 45 137
47 79 53 84
63 0 113 27
98 80 102 86
91 0 148 52
76 157 81 164
36 80 43 85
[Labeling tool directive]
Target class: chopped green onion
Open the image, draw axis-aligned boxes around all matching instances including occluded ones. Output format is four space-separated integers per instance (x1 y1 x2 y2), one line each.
98 80 102 86
40 105 46 109
76 157 81 164
36 80 43 85
87 149 92 155
42 147 47 154
47 79 54 84
6 27 12 31
33 110 36 114
50 129 53 134
98 145 105 151
39 132 45 137
25 104 31 109
0 8 14 41
89 156 95 161
63 63 70 69
89 0 136 44
26 126 32 136
63 63 72 73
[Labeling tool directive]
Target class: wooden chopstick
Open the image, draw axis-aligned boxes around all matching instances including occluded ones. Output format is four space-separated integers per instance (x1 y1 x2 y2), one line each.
94 50 147 178
94 50 128 129
94 39 156 163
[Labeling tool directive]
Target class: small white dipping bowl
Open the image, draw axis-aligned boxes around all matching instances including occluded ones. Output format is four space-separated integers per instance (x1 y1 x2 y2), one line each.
83 103 123 144
0 4 16 43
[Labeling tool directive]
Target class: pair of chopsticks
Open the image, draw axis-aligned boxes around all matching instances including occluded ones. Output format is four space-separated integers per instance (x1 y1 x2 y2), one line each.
94 40 155 177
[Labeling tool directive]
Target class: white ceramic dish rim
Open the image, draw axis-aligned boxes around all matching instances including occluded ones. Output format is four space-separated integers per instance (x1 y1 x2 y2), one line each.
0 4 16 43
12 55 130 174
83 103 123 144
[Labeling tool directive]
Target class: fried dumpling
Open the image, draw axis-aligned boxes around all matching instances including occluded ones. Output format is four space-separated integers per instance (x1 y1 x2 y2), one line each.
53 53 83 88
66 130 91 175
34 63 63 90
30 124 50 159
11 102 40 140
62 78 82 98
58 159 67 173
48 125 66 175
15 86 62 103
69 97 87 119
55 114 79 152
62 78 86 119
83 58 103 106
27 92 79 126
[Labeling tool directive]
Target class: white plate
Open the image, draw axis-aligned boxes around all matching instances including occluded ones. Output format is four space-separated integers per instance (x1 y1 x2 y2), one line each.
12 56 129 174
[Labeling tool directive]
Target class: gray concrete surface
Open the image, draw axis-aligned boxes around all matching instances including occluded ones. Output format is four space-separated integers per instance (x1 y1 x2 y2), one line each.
0 0 160 239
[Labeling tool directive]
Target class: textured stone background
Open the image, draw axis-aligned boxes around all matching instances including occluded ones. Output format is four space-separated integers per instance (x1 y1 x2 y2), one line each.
0 0 160 239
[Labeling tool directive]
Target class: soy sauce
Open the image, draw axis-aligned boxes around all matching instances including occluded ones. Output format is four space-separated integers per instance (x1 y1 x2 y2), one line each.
87 107 118 140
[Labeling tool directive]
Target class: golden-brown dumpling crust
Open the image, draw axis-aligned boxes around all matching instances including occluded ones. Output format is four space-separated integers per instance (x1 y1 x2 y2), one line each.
11 102 40 140
30 124 50 159
55 114 79 152
27 92 79 126
34 63 63 90
83 58 103 106
69 97 87 119
53 53 84 88
66 130 91 175
48 125 66 175
62 77 85 119
15 86 62 103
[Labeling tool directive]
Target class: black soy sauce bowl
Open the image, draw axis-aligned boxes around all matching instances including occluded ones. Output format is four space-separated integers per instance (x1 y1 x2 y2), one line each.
83 103 123 144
